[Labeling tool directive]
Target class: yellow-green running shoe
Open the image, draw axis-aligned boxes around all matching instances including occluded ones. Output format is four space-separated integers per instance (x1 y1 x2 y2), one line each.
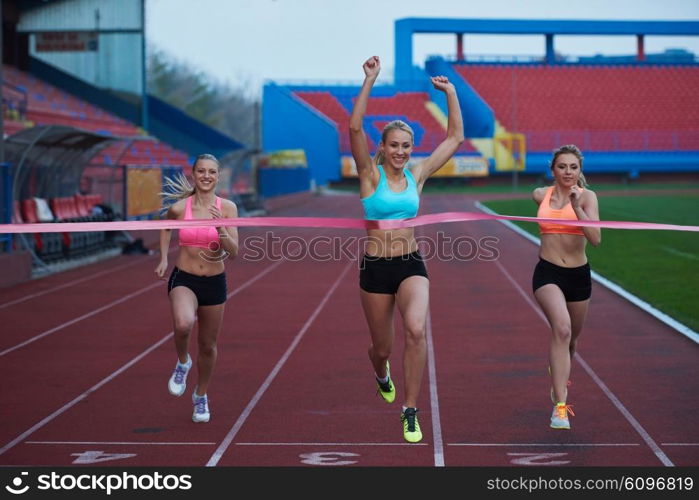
401 407 422 443
376 361 395 403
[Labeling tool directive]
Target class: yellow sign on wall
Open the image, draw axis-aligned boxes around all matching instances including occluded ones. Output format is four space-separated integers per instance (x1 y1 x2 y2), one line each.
127 167 162 217
494 133 526 172
266 149 308 168
341 156 488 178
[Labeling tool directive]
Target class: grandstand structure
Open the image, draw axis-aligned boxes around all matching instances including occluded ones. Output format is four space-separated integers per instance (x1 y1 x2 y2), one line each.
263 18 699 190
3 9 699 284
1 0 245 283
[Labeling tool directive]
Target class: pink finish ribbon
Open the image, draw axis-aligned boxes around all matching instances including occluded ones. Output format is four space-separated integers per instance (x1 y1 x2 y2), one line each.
1 212 697 233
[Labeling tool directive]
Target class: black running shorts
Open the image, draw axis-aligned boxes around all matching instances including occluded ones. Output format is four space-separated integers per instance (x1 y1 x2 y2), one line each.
360 251 429 294
168 266 227 306
532 258 591 302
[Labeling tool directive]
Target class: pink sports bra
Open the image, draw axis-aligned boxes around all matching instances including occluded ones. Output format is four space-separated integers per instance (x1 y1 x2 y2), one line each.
179 196 222 249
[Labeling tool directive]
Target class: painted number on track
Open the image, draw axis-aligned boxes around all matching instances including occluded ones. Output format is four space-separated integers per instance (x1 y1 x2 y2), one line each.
299 451 359 466
71 450 137 464
507 452 570 466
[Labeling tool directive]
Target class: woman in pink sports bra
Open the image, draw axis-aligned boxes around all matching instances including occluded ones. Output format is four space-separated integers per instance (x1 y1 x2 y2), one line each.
531 144 601 431
154 154 239 423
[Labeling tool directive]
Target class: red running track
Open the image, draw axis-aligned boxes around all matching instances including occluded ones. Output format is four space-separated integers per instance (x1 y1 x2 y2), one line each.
0 193 697 467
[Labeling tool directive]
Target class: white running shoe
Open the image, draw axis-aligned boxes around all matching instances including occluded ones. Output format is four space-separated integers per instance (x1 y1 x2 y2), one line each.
167 354 192 397
192 390 210 423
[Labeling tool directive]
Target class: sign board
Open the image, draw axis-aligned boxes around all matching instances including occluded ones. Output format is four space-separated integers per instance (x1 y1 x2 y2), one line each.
36 32 98 52
341 155 489 177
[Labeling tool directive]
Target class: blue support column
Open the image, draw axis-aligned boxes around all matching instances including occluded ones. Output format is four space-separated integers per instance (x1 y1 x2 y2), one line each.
545 34 555 64
637 34 646 61
0 163 13 252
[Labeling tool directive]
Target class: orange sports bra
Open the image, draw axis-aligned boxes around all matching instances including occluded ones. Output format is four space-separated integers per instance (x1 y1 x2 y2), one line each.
179 196 222 249
537 186 585 236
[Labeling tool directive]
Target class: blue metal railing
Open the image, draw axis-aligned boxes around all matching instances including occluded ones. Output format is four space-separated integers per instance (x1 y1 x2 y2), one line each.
0 162 13 253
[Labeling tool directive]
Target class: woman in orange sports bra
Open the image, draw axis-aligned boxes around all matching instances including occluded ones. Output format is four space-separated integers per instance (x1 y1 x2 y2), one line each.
531 144 601 431
154 154 239 423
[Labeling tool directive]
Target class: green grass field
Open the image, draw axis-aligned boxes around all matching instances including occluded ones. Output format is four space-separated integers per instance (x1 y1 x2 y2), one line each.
480 194 699 332
329 179 699 195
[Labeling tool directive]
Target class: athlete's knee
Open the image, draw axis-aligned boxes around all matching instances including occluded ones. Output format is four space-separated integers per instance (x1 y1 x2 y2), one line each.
552 321 572 342
173 317 195 336
370 344 391 361
404 322 426 347
197 337 217 357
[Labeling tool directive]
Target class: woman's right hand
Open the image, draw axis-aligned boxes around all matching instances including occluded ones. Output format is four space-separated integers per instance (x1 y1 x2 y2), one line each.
155 260 168 279
363 56 380 79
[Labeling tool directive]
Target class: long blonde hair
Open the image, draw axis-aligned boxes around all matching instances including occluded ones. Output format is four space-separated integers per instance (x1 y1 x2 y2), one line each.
550 144 587 187
374 120 415 166
160 153 220 209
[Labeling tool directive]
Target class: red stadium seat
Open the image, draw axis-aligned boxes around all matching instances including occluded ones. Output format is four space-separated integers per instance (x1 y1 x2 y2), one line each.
454 63 699 152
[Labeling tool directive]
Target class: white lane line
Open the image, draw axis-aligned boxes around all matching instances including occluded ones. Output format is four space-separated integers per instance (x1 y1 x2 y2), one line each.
494 259 675 467
0 281 162 357
26 441 215 446
448 443 640 447
575 356 675 466
0 260 284 457
661 246 699 261
425 312 445 467
661 443 699 446
206 261 353 467
235 442 427 446
0 335 170 457
0 254 163 310
588 271 699 344
475 201 698 344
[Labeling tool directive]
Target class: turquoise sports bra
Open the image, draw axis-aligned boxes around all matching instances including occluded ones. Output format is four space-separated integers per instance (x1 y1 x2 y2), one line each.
361 165 419 220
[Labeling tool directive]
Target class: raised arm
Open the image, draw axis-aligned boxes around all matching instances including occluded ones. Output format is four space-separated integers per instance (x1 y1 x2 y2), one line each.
349 56 380 180
412 76 465 187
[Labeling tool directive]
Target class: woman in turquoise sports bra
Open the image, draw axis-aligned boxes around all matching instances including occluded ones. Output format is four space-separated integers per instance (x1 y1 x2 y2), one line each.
154 154 239 424
349 55 464 443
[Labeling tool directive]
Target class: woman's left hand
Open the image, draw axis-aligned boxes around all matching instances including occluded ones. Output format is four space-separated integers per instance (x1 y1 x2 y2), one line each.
209 205 226 234
209 205 223 218
431 76 454 93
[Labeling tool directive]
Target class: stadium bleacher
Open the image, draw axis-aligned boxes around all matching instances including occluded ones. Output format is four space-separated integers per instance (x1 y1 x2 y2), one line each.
294 89 477 154
2 64 191 267
3 64 190 168
454 63 699 152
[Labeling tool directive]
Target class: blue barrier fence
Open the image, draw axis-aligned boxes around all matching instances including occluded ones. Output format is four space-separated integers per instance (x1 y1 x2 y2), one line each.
0 163 13 252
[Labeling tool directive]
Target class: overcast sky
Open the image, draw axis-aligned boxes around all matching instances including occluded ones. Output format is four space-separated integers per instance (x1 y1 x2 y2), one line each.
146 0 699 95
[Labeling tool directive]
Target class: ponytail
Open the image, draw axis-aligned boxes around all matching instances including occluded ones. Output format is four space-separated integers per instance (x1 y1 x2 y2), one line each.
160 172 194 211
578 171 588 188
373 150 384 167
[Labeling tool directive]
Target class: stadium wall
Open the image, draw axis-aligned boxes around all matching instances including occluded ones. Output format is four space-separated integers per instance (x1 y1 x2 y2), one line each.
526 151 699 176
262 84 340 190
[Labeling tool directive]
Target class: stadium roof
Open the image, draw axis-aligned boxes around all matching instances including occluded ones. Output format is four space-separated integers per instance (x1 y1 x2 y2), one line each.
395 18 699 82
